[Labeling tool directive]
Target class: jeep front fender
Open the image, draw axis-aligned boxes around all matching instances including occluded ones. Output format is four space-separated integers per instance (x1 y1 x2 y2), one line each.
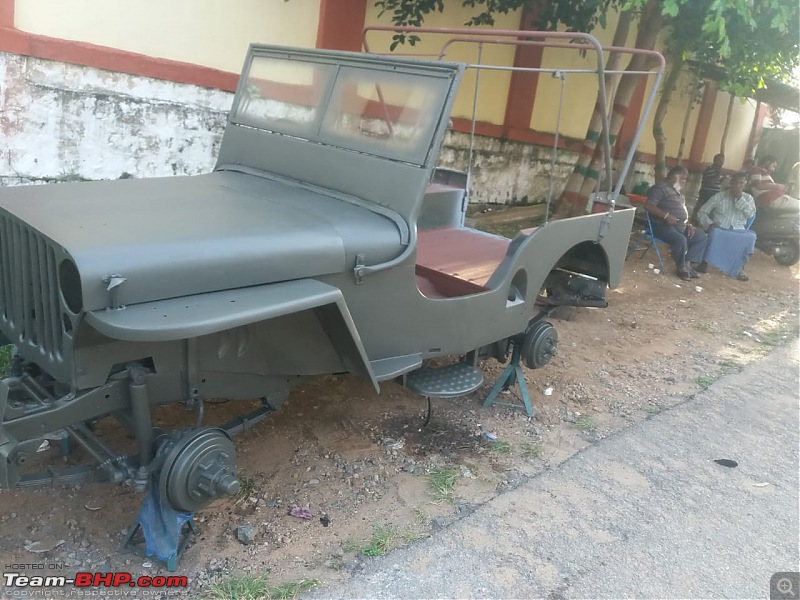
85 279 378 392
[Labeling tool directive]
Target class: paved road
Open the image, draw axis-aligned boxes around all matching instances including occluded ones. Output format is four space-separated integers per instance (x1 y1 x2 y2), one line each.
306 340 799 599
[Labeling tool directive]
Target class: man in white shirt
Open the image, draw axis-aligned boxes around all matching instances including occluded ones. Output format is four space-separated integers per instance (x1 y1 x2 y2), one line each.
696 172 757 281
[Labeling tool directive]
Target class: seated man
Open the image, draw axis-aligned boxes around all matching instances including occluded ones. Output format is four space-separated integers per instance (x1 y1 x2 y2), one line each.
645 165 708 281
696 172 757 281
748 155 800 212
691 153 725 222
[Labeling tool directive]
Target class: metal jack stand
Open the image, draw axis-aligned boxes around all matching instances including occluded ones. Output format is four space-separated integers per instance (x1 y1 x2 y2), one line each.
483 337 534 417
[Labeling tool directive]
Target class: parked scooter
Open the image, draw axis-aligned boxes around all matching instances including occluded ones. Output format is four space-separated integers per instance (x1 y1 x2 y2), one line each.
750 198 800 266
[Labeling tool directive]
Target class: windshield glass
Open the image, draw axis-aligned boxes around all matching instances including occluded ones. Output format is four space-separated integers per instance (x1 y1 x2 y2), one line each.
234 57 336 138
232 53 453 165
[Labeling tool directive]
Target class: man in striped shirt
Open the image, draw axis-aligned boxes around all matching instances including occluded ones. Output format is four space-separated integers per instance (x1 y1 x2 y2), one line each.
691 153 725 222
696 172 757 281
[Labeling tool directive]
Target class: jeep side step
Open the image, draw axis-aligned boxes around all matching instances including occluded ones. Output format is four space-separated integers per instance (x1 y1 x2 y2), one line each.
405 363 483 399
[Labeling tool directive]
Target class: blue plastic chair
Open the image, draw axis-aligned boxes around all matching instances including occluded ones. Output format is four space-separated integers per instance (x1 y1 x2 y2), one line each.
626 211 667 271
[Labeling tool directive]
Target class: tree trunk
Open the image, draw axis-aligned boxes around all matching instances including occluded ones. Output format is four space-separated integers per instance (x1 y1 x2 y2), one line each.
555 8 634 216
556 0 664 217
652 56 685 182
744 100 762 162
675 91 695 165
719 93 735 155
603 10 633 110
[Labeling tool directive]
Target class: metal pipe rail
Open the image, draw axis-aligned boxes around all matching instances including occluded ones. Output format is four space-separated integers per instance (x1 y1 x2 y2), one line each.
362 26 666 209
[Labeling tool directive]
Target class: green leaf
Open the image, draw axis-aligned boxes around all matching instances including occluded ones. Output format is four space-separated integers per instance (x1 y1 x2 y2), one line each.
662 1 680 18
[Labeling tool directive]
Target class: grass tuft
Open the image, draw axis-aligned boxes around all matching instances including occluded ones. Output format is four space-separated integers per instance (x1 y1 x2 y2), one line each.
345 522 425 558
268 579 318 599
429 467 459 503
718 359 742 373
519 442 542 459
361 524 398 557
208 570 270 600
488 440 512 454
573 415 597 431
696 374 717 389
208 570 317 600
759 331 785 347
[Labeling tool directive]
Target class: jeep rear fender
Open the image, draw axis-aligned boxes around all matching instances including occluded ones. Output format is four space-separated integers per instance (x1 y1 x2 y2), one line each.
486 208 636 294
85 279 378 392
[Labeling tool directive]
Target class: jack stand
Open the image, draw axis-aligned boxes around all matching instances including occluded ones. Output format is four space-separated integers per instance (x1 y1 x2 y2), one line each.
122 485 195 572
483 338 534 417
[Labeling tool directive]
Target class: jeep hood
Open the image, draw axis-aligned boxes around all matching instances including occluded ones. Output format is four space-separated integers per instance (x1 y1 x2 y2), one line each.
0 171 403 311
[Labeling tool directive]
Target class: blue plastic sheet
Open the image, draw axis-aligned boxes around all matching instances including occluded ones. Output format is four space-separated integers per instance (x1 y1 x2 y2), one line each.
134 484 193 562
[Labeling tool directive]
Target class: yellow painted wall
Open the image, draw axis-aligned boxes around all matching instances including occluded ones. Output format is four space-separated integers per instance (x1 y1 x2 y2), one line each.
363 3 522 125
531 9 639 138
637 66 700 157
14 0 321 73
703 93 756 169
636 76 756 170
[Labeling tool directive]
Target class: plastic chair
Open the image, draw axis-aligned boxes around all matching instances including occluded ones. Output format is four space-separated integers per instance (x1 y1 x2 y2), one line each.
626 211 667 271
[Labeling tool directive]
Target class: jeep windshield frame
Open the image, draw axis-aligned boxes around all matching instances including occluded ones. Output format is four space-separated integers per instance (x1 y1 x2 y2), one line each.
230 47 457 167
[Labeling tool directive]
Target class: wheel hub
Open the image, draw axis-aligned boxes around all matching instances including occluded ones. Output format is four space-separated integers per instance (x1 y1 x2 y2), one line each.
522 320 558 369
158 427 239 512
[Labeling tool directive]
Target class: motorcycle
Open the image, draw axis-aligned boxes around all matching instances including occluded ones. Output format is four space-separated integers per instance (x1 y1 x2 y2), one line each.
750 198 800 266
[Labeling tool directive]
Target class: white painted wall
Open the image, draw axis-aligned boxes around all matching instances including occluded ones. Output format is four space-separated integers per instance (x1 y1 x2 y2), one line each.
0 52 233 186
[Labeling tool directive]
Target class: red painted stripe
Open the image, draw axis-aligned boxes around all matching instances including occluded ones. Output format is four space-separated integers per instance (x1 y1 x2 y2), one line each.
745 102 768 161
502 46 543 133
316 0 367 51
0 27 239 91
450 117 584 151
616 76 647 155
502 10 544 134
689 82 717 163
0 0 13 28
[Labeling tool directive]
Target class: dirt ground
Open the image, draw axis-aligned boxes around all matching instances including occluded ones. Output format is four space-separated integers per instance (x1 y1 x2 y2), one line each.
0 241 797 598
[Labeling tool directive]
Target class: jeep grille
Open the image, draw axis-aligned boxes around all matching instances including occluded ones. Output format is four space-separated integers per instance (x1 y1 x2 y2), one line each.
0 214 64 361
